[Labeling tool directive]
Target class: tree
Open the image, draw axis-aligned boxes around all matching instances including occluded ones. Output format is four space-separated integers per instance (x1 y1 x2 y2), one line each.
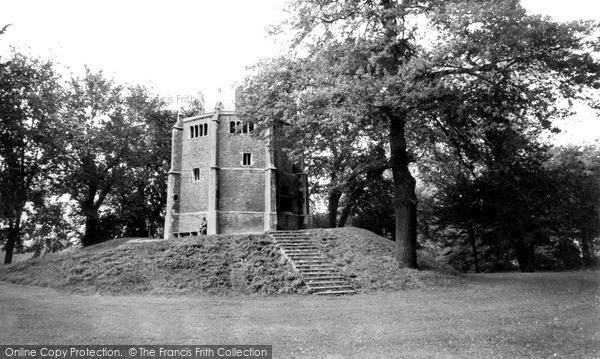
59 68 149 246
239 56 389 229
547 145 600 268
0 50 64 264
179 91 205 118
22 197 82 258
240 0 600 268
106 85 174 238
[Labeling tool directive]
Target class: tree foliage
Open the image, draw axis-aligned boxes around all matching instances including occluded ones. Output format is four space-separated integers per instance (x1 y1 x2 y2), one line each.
0 50 64 264
239 0 600 268
59 69 174 246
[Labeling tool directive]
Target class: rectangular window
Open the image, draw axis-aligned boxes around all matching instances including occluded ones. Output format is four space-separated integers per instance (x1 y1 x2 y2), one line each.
193 168 200 181
242 153 252 166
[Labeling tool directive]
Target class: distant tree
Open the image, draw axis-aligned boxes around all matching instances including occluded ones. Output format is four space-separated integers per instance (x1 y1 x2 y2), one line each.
0 24 11 36
547 145 600 268
107 85 174 237
179 91 205 118
22 198 82 258
0 51 64 264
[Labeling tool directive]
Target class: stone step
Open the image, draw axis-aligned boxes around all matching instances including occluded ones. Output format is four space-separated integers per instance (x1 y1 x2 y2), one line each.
271 231 355 296
297 268 336 272
297 270 341 275
304 274 345 279
286 253 325 257
284 251 322 255
294 260 331 266
314 289 357 295
275 239 312 241
278 244 318 248
308 280 352 285
305 279 350 285
281 249 319 252
275 239 312 242
295 264 335 269
273 234 310 239
305 277 346 282
309 284 354 290
272 235 309 239
277 242 313 245
289 258 328 262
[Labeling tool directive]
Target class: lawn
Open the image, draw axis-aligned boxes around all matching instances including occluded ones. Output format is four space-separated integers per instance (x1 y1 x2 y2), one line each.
1 271 598 358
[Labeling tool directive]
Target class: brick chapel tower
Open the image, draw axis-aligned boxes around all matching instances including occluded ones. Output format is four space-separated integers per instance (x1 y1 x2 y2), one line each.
163 101 309 238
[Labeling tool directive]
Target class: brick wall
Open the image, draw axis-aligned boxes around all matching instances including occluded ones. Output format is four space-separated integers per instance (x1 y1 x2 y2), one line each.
166 112 307 236
218 115 265 168
218 212 263 234
219 169 265 212
179 117 211 214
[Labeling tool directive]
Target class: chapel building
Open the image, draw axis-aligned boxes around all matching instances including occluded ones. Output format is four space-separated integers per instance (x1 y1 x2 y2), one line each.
163 101 309 238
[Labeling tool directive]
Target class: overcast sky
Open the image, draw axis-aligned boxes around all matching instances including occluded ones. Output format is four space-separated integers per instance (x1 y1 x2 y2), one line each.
0 0 598 144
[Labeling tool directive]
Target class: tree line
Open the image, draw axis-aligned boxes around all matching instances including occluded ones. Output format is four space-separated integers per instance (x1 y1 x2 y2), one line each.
0 28 208 263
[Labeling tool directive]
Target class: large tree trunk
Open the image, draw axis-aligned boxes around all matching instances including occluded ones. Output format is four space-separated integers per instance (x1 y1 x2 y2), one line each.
389 115 418 268
580 228 595 268
81 205 102 247
468 223 480 273
3 219 20 265
338 199 355 228
328 188 342 228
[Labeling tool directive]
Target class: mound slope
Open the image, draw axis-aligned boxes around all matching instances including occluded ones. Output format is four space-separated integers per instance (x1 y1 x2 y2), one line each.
306 227 463 292
0 228 462 295
0 234 305 295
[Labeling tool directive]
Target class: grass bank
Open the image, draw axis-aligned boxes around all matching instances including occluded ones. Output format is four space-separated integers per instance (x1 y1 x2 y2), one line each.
306 227 463 292
0 228 462 295
0 234 305 295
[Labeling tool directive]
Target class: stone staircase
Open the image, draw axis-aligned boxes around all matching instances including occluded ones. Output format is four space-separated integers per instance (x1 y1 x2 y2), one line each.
271 231 356 295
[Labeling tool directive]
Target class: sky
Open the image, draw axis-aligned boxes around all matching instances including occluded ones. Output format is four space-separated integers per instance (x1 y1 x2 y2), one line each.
0 0 598 144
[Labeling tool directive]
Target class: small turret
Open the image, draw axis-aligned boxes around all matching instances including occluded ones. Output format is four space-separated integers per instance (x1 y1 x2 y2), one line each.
163 113 184 239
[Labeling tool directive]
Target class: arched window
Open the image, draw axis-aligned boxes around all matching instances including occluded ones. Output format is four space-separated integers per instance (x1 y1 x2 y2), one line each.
229 121 236 133
203 123 208 136
199 124 203 137
242 123 248 134
248 123 254 132
190 126 194 138
194 125 199 138
236 121 241 133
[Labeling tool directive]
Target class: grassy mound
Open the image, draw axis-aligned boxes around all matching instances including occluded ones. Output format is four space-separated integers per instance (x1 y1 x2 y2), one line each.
0 227 463 295
0 234 305 295
306 227 464 292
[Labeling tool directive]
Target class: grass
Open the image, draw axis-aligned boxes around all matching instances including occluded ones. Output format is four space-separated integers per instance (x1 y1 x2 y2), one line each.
1 229 598 357
0 228 461 295
0 272 598 358
0 234 305 295
306 227 463 292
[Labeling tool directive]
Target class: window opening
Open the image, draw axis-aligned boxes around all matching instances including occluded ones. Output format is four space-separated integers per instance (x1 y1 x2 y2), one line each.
242 153 252 166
